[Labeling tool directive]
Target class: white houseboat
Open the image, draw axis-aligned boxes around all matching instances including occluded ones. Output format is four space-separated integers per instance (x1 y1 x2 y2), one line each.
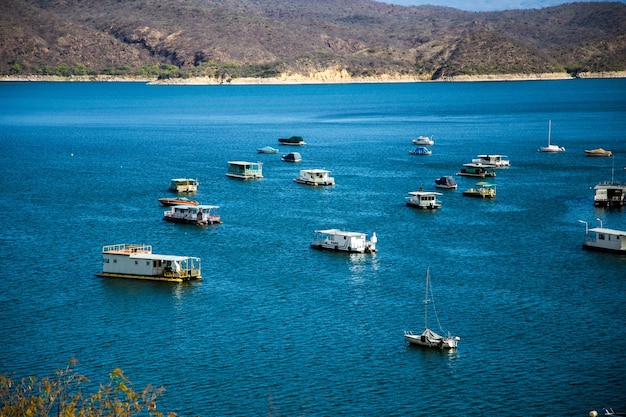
96 244 202 282
406 191 442 209
226 161 263 179
580 224 626 254
294 169 335 186
310 229 377 253
163 205 222 226
593 181 626 208
471 154 510 168
168 178 199 193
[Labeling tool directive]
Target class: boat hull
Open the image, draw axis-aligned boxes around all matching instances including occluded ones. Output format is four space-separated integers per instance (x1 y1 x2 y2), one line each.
163 216 222 226
96 272 201 282
406 201 441 209
294 178 334 186
582 243 626 255
310 243 376 253
404 331 458 349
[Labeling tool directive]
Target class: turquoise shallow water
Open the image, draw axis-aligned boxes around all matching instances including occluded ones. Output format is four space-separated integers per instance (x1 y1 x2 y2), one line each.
1 79 625 416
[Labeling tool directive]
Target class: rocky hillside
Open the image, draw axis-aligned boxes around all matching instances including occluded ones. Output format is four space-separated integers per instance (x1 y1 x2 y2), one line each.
1 0 625 80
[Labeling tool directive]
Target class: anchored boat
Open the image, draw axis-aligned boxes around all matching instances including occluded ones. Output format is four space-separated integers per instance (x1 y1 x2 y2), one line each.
406 191 442 209
168 178 198 193
163 205 222 226
310 229 377 253
580 221 626 254
226 161 263 179
96 244 202 282
404 267 460 350
294 169 335 186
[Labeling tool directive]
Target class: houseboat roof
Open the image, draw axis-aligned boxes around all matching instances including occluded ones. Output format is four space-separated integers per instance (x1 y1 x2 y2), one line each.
172 204 220 209
408 191 443 196
588 227 626 236
170 178 198 182
302 169 331 173
227 160 261 166
102 243 152 254
130 253 198 262
314 229 366 237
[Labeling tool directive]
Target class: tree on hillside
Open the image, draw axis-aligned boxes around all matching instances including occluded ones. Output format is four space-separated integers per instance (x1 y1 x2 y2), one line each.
0 359 176 417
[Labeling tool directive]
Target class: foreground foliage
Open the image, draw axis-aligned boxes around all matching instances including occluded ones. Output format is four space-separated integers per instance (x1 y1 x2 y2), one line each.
0 359 175 417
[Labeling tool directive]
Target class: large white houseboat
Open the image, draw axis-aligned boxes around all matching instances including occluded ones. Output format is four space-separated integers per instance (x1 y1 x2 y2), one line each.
226 161 263 179
163 205 222 226
310 229 377 253
96 244 202 282
405 191 442 209
581 226 626 254
168 178 198 193
294 169 335 186
593 181 626 208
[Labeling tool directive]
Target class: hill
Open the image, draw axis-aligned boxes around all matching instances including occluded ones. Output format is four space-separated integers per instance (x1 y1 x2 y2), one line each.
1 0 625 81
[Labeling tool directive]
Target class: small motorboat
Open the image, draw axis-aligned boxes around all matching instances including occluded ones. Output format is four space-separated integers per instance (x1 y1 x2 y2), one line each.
435 176 457 190
408 146 432 156
585 148 612 157
257 146 279 154
282 152 302 162
158 197 199 206
412 135 434 146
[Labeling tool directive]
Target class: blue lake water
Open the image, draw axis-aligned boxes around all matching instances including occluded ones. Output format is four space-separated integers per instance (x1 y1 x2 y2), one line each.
1 79 625 416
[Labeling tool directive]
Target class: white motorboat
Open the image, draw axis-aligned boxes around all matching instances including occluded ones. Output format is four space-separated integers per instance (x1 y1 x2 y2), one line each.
412 135 434 146
539 120 565 152
294 169 335 186
406 190 442 209
310 229 377 253
404 267 460 350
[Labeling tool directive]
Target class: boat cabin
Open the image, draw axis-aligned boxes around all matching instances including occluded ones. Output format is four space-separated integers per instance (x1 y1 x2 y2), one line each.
163 205 222 226
97 243 202 282
226 161 263 179
169 178 199 193
593 182 626 208
582 227 626 254
310 229 377 253
406 191 442 209
472 154 510 168
294 169 335 186
457 163 496 178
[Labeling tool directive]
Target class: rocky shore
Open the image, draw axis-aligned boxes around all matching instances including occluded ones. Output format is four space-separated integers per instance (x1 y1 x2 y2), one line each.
2 70 625 85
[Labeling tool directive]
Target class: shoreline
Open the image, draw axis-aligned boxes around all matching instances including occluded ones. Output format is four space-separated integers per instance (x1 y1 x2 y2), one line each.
2 71 625 85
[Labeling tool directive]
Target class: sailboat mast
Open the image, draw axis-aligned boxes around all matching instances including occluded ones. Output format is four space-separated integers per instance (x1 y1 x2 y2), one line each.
548 120 552 146
424 267 429 329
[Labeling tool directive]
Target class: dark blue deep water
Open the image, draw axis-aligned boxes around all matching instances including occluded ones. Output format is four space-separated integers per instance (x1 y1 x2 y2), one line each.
1 79 625 416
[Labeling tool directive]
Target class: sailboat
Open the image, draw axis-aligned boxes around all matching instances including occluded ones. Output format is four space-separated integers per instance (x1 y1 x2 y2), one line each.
539 120 565 152
404 267 460 350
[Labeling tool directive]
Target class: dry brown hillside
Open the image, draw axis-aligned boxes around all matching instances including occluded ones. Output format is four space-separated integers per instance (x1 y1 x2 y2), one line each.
1 0 624 80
